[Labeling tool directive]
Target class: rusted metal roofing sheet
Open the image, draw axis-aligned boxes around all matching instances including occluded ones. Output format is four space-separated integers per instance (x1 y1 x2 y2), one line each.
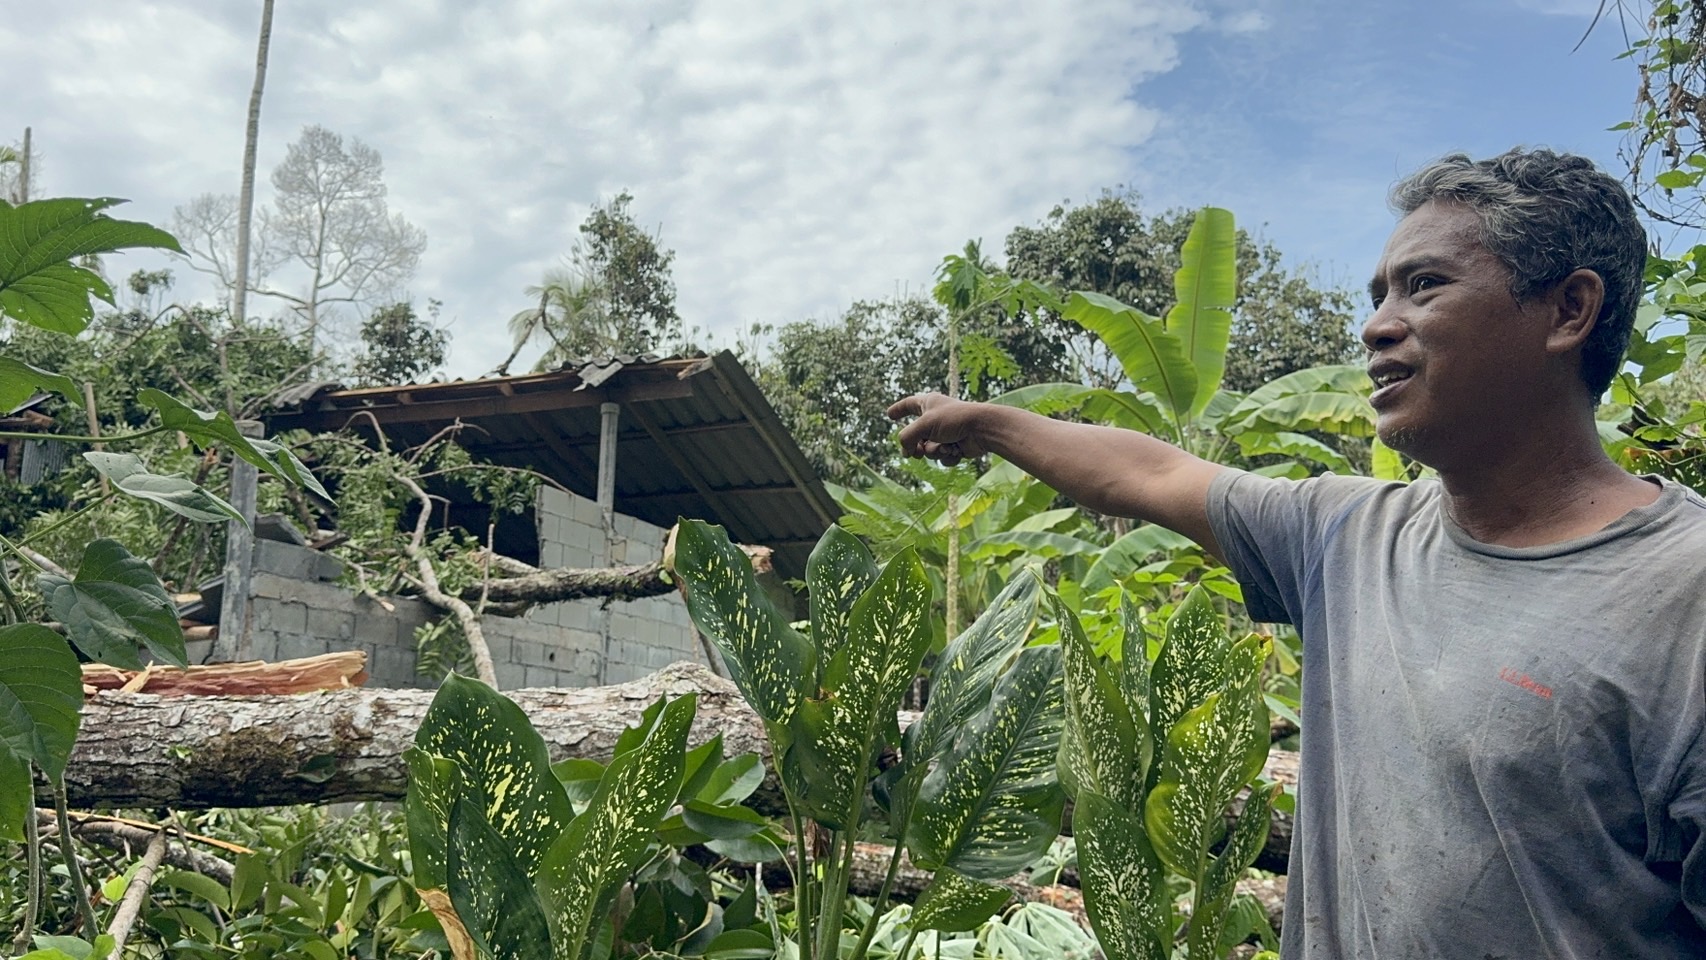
264 352 837 578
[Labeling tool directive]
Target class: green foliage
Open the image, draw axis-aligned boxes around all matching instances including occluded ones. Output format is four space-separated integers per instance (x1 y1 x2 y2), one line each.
82 451 243 524
0 194 325 951
997 208 1373 475
0 624 80 839
405 673 700 960
38 538 188 670
353 301 449 387
1003 192 1359 394
578 191 682 354
0 198 183 335
673 523 1067 960
1055 586 1277 957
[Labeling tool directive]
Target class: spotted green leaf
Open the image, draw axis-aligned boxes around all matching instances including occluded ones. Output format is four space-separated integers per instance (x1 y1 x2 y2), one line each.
405 748 466 891
1119 592 1150 711
902 572 1043 776
1053 596 1147 811
38 538 186 669
537 693 696 960
911 869 1012 933
790 547 932 828
908 644 1066 879
1146 586 1230 781
674 519 813 728
136 389 329 498
1074 791 1169 960
1193 782 1279 960
447 797 554 960
0 197 183 335
806 524 879 680
0 625 82 841
1064 290 1196 423
1144 636 1268 878
83 451 245 525
412 674 575 881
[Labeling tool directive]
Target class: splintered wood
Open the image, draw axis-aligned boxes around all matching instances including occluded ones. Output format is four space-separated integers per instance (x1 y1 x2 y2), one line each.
81 651 369 698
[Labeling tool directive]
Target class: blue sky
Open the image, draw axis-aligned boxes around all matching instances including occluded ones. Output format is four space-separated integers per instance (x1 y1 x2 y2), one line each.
0 0 1647 377
1131 0 1636 292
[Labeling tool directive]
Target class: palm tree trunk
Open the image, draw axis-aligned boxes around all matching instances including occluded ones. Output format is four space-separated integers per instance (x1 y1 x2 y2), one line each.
233 0 275 328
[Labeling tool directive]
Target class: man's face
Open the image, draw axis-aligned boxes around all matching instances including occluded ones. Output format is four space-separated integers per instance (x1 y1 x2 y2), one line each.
1362 200 1555 467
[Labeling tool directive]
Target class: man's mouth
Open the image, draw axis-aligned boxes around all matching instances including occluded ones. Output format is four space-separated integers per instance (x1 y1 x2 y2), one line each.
1368 364 1413 406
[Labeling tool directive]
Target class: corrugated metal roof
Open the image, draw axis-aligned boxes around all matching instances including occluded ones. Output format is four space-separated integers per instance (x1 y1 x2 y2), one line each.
264 351 837 579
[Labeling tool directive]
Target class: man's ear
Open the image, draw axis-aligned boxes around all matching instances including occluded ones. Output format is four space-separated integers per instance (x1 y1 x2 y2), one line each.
1545 268 1606 354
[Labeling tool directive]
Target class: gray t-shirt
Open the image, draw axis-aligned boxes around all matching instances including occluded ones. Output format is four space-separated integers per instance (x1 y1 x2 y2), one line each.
1207 470 1706 958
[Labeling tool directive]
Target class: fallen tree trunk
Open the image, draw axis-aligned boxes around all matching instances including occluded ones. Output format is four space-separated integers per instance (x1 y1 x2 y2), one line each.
63 662 1296 871
458 540 771 607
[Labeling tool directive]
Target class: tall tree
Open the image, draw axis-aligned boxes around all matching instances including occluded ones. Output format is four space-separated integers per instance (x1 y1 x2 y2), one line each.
257 125 426 346
233 0 276 327
1004 191 1359 392
759 297 941 485
352 301 449 387
505 192 682 367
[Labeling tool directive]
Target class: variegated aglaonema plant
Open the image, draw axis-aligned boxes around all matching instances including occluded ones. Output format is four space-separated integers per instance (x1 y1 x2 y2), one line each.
404 675 699 960
1056 585 1279 959
672 520 1066 960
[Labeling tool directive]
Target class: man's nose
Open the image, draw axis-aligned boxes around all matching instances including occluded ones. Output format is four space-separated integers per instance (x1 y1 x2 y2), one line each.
1360 301 1406 352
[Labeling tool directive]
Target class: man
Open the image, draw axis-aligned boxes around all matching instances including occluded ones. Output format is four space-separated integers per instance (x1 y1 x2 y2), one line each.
889 149 1706 957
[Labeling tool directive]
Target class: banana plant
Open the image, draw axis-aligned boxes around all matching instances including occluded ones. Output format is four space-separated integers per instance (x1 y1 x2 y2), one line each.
1055 585 1279 959
405 674 697 960
992 207 1374 481
671 520 1067 960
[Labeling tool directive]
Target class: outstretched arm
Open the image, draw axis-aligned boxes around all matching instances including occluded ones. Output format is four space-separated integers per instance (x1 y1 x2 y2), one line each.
887 393 1227 558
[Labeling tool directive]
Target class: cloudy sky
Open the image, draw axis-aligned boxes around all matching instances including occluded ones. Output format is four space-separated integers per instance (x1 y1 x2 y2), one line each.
2 0 1638 377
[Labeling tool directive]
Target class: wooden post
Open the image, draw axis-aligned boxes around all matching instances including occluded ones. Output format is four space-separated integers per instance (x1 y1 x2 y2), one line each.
596 401 620 683
213 421 263 663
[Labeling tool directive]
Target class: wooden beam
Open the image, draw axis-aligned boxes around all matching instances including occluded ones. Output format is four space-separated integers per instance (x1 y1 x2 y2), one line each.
278 377 693 432
625 403 743 526
617 483 802 503
520 412 600 489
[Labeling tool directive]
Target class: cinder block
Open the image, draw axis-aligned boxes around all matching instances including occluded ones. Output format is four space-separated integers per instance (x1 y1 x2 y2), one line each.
373 645 417 684
495 662 526 690
255 600 308 636
541 542 567 569
539 486 570 518
482 633 515 666
275 633 329 662
525 665 562 689
352 611 397 646
306 606 355 642
314 552 346 582
570 494 601 526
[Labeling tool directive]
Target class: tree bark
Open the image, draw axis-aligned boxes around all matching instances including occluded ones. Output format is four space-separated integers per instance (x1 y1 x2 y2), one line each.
62 662 1297 871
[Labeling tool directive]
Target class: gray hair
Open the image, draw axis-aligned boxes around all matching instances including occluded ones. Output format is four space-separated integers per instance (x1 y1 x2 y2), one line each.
1390 149 1648 397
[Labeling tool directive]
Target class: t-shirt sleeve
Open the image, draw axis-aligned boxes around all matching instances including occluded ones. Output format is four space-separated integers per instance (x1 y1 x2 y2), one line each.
1206 470 1380 625
1659 725 1706 928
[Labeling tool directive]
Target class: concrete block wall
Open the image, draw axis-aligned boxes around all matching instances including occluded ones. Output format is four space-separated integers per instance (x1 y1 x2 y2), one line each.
527 487 708 684
236 497 713 689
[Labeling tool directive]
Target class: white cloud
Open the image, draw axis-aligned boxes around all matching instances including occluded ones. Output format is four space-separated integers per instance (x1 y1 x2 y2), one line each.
1 0 1204 377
